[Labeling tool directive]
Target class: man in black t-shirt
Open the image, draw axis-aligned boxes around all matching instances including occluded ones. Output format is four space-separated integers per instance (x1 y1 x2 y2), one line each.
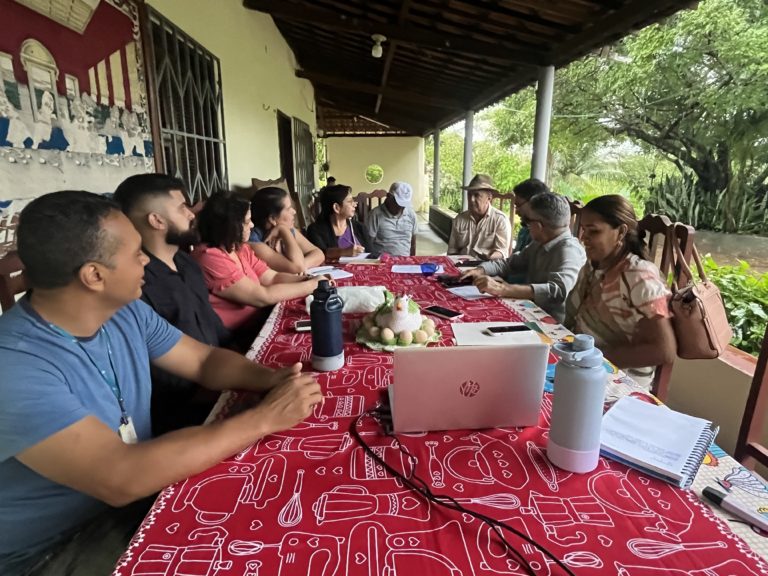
114 174 230 434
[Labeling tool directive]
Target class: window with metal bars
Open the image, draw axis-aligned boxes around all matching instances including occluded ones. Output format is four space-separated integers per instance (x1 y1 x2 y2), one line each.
292 118 315 228
142 6 227 205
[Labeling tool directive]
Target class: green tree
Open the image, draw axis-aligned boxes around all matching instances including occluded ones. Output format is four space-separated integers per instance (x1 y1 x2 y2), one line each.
489 0 768 232
426 125 529 213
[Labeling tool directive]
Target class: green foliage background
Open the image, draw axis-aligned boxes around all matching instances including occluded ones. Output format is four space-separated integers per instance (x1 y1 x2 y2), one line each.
427 0 768 234
702 257 768 356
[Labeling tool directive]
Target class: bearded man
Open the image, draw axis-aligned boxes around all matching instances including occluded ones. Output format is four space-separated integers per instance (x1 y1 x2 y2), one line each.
114 174 229 434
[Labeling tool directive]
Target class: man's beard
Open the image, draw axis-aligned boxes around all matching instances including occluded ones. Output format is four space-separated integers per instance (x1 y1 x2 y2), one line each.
166 225 199 247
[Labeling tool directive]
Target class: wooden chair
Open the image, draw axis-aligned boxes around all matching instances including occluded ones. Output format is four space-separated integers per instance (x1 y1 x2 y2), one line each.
248 177 309 230
637 215 696 401
0 250 28 312
735 325 768 470
355 189 387 224
189 200 206 215
567 198 584 238
0 212 20 257
307 191 322 223
490 191 516 255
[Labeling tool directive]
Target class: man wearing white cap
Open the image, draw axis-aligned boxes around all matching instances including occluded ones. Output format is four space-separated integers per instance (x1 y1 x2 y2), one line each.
366 181 418 256
448 174 511 260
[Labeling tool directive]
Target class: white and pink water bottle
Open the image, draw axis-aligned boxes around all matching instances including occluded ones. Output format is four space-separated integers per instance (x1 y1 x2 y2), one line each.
547 334 606 474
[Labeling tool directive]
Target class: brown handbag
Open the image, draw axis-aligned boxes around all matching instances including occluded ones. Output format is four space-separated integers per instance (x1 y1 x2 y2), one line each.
669 241 733 359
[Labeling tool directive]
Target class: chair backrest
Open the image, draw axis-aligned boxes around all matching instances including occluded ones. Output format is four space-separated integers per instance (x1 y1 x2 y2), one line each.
639 216 695 285
248 177 308 230
355 189 387 224
735 325 768 470
307 191 322 224
567 198 584 238
189 199 206 215
637 215 696 401
490 192 515 255
0 250 28 312
0 212 20 258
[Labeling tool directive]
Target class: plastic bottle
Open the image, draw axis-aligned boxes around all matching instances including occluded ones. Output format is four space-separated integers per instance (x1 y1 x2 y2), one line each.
310 279 345 371
547 334 606 473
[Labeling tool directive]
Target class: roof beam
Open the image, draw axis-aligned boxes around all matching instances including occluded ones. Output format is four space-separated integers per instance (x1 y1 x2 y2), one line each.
317 96 433 134
424 0 580 34
297 70 465 110
554 0 688 63
243 0 551 66
375 0 413 114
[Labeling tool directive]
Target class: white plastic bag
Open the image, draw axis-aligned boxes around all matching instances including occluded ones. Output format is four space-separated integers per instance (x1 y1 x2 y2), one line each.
305 286 387 314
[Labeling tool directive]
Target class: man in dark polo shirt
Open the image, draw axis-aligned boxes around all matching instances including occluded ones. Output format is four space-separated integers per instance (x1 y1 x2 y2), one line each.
114 174 229 434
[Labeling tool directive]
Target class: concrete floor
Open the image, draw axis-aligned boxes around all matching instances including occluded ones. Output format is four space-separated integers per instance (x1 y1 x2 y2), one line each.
415 212 447 256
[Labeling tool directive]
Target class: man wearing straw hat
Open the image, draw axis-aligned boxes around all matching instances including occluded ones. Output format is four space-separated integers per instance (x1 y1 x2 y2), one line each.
448 174 511 261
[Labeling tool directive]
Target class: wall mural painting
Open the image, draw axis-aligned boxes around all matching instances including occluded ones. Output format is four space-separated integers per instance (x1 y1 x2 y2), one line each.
0 0 154 252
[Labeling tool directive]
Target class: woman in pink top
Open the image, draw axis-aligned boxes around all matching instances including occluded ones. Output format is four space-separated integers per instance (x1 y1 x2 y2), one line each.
565 195 676 377
193 192 321 334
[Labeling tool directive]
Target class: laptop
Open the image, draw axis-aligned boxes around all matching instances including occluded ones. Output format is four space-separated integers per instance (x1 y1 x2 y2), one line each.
388 344 549 433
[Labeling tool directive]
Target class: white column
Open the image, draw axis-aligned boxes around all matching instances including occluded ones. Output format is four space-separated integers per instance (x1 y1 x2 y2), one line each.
432 129 440 205
531 65 555 182
462 110 474 211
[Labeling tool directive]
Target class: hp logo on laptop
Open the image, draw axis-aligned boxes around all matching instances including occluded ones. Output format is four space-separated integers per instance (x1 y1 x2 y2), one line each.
459 380 480 398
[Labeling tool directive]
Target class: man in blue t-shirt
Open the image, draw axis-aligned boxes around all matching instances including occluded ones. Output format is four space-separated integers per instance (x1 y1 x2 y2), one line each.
0 191 323 576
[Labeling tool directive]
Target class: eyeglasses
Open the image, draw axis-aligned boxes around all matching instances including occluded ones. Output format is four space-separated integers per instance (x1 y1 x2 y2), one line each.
520 216 541 227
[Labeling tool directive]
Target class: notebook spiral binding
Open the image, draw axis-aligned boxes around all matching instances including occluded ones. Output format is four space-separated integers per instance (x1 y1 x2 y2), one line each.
681 424 720 489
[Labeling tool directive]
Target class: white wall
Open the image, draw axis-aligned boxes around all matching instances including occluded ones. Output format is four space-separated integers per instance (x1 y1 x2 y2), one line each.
147 0 316 188
325 137 428 213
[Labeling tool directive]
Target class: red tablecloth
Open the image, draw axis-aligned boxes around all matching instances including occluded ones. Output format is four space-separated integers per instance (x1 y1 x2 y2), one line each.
114 257 767 576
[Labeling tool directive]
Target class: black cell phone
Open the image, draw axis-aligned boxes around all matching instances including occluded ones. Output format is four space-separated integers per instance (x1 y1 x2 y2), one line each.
294 319 312 332
437 274 473 288
484 325 532 336
459 259 485 267
424 305 464 320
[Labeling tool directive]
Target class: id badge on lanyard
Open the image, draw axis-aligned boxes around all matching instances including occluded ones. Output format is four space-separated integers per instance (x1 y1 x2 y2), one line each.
119 417 138 444
49 323 138 444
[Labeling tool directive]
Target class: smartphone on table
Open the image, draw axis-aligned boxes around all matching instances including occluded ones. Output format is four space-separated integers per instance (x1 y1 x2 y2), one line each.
294 319 312 332
483 325 533 336
423 305 464 321
436 274 473 288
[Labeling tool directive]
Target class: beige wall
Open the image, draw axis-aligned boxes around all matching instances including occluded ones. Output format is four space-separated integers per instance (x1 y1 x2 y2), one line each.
667 352 766 475
147 0 316 188
325 137 428 213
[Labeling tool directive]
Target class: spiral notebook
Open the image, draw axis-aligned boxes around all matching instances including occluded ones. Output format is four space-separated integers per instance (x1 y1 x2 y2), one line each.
600 396 719 489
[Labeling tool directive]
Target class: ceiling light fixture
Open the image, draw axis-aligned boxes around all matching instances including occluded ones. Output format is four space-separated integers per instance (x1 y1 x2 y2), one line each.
371 34 386 59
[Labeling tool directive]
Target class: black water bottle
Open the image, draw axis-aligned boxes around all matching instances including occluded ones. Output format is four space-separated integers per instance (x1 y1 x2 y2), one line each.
310 279 345 371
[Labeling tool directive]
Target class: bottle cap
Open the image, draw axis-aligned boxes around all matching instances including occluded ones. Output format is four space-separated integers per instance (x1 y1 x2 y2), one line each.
552 334 604 368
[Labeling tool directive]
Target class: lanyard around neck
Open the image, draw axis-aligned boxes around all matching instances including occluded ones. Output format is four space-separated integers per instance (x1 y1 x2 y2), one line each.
48 323 129 426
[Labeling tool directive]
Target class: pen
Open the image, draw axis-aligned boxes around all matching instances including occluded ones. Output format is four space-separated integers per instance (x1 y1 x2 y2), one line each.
702 486 768 532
